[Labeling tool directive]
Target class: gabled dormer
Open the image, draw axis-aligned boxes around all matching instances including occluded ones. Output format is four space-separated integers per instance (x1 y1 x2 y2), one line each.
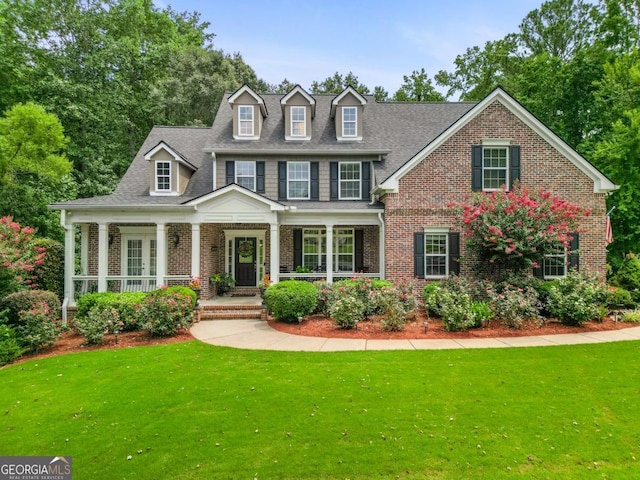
280 85 315 141
331 86 367 141
228 84 268 140
144 141 196 196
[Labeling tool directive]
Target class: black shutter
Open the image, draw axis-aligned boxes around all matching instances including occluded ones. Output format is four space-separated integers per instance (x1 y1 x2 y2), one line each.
256 161 265 193
310 162 319 200
533 262 544 278
355 230 364 271
448 232 460 276
361 162 371 200
414 232 425 279
509 146 521 189
293 229 303 268
278 162 287 200
472 146 483 191
568 233 579 270
226 161 235 185
330 162 338 200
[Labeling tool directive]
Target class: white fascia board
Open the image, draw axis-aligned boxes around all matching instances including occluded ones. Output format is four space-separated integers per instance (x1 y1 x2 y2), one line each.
187 184 288 211
228 84 268 117
144 141 196 171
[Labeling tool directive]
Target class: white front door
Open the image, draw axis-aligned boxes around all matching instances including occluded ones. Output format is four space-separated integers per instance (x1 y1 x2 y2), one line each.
123 236 157 291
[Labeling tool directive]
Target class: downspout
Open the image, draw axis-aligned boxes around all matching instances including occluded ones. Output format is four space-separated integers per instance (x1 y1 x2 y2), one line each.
211 152 217 190
378 211 385 280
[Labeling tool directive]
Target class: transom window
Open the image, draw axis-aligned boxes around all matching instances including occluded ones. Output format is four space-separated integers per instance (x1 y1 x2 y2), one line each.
291 106 306 137
303 228 354 272
339 162 361 199
235 161 256 191
155 161 171 192
544 243 567 279
287 162 310 199
238 106 254 136
483 147 508 190
425 232 448 277
342 107 357 137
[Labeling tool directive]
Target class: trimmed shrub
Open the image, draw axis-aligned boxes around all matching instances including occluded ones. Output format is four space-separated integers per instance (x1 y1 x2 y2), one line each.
606 287 637 309
612 253 640 291
264 280 318 323
32 238 64 299
380 295 407 332
15 302 61 352
439 291 478 331
75 291 147 331
535 280 560 316
488 284 541 329
0 290 61 326
423 282 442 316
471 301 494 326
313 281 332 315
160 286 197 308
547 270 607 326
0 324 25 365
75 306 122 345
330 296 366 329
140 288 194 336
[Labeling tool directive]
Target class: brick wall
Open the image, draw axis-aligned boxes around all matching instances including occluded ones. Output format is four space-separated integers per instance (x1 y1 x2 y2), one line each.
382 100 607 285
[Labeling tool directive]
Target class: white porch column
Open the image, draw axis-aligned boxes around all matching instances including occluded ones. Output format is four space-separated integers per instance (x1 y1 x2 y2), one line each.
378 213 386 280
97 223 109 292
80 224 89 275
325 224 334 283
63 216 75 307
270 223 279 283
156 223 167 287
191 223 201 278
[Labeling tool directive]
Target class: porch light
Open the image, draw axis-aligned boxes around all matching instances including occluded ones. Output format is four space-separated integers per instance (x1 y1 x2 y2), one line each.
172 233 180 246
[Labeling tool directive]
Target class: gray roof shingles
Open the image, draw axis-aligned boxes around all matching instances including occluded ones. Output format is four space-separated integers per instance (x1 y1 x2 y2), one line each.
53 93 476 209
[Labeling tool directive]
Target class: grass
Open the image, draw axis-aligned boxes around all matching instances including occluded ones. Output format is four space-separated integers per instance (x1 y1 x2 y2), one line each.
1 341 640 479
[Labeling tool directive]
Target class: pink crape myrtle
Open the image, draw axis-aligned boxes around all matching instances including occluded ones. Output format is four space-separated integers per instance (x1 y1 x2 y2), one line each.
452 183 590 271
0 216 46 288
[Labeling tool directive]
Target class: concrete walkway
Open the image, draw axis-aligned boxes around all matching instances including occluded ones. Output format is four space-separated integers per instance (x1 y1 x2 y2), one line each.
190 318 640 352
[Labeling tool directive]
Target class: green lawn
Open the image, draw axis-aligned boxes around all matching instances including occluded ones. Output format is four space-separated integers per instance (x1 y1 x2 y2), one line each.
1 340 640 479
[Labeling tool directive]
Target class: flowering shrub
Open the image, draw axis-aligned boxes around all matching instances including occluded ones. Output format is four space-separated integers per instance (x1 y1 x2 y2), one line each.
453 183 588 272
263 280 318 323
75 306 123 345
16 302 61 352
140 288 194 336
0 216 47 295
487 284 541 328
75 291 146 331
379 294 408 331
330 296 366 329
259 274 272 289
0 290 61 326
438 290 479 331
547 270 607 326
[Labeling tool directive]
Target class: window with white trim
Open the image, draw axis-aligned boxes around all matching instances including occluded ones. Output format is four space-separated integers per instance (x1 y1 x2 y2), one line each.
155 161 171 192
544 243 567 279
291 106 306 137
339 162 361 199
425 232 448 277
287 162 310 199
238 106 254 136
483 147 508 190
235 161 256 191
342 107 357 137
303 228 354 272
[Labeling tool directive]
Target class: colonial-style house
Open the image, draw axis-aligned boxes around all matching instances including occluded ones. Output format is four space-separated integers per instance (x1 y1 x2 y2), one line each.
51 85 617 316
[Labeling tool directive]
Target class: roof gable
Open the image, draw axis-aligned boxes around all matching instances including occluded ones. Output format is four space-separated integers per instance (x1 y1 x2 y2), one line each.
280 85 316 118
186 183 287 211
330 86 367 118
144 141 196 171
377 87 617 194
228 84 268 117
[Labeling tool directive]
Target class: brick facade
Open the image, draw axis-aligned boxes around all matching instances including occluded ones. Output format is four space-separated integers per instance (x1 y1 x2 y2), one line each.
382 101 607 285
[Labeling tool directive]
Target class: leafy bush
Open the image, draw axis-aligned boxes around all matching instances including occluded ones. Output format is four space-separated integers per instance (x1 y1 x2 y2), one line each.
32 238 64 299
153 286 197 308
612 253 640 291
439 291 479 331
471 301 494 326
330 296 366 329
606 287 637 309
547 270 607 326
622 310 640 323
0 290 61 326
314 281 332 315
535 280 560 316
0 324 24 365
488 284 541 329
423 282 442 316
75 306 123 345
380 295 408 332
75 291 147 330
264 280 318 323
15 302 61 352
140 288 194 336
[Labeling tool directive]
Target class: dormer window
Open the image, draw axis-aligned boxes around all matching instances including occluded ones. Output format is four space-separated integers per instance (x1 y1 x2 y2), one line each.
238 106 254 136
342 107 357 137
291 106 306 137
155 161 171 192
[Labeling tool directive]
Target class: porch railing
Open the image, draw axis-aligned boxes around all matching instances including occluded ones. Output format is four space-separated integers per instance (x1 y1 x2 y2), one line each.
72 275 191 298
278 272 381 281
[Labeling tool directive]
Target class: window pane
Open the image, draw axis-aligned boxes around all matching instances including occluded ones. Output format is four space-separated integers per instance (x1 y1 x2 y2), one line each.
339 163 360 199
343 107 357 136
288 162 309 199
424 234 447 277
483 147 507 190
236 161 256 191
156 162 170 191
239 106 253 135
291 107 305 136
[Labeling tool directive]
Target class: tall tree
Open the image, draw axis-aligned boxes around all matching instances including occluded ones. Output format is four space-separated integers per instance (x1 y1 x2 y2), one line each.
392 68 444 101
311 72 371 95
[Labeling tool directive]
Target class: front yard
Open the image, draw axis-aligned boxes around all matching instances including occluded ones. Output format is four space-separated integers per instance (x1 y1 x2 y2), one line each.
1 340 639 479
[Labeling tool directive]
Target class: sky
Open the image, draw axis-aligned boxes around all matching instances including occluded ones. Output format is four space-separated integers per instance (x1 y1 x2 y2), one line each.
160 0 545 95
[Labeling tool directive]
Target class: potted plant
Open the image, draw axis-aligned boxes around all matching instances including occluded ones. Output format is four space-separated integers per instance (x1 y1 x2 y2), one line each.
189 276 202 304
258 274 272 298
209 272 236 295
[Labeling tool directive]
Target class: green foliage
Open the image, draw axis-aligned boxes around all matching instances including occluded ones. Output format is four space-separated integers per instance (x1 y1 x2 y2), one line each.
32 238 64 299
423 282 442 315
0 324 24 365
470 301 494 326
392 68 444 102
438 290 479 332
15 302 61 352
612 253 640 291
548 270 607 326
140 288 194 337
74 306 122 345
263 281 318 323
310 72 372 95
487 284 541 329
621 310 640 323
0 216 47 295
0 290 61 326
160 286 197 309
209 272 235 293
75 291 147 331
330 296 366 329
606 287 637 309
379 294 408 332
